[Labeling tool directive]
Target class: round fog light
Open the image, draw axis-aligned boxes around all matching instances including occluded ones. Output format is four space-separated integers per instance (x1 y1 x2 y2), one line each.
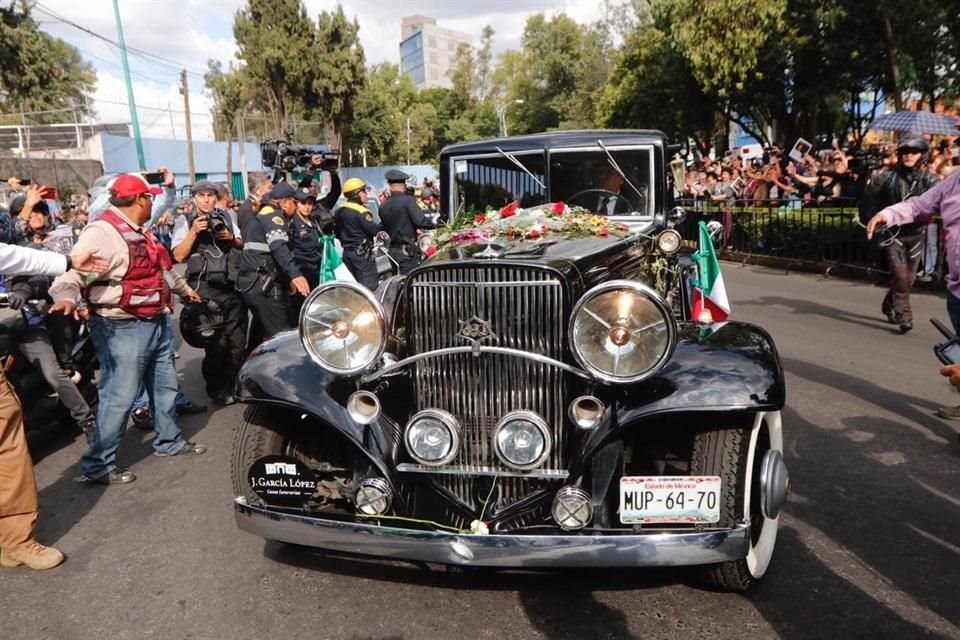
405 410 460 466
552 486 593 530
493 411 551 470
355 478 392 515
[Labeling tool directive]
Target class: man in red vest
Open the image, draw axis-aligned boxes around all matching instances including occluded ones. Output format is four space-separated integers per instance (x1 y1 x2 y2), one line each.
50 174 206 485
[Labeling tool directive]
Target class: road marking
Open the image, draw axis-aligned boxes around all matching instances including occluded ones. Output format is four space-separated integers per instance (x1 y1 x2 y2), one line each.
908 475 960 508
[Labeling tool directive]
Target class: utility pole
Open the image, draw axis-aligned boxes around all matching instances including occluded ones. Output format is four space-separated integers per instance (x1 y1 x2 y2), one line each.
111 0 146 170
180 69 196 183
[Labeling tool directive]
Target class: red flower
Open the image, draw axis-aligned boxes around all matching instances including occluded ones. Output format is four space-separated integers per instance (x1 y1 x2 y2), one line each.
501 201 519 218
552 201 566 215
424 246 437 258
595 228 610 238
474 214 487 224
528 228 541 239
506 226 516 239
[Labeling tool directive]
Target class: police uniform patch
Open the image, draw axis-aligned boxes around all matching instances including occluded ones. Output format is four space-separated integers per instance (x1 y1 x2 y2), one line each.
365 213 373 221
272 216 284 225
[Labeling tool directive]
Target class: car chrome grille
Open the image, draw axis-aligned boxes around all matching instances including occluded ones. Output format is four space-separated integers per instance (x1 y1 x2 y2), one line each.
407 265 568 483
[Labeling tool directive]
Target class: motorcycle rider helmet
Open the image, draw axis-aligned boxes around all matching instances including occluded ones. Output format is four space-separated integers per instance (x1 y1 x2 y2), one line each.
897 135 930 169
179 299 225 348
343 178 366 198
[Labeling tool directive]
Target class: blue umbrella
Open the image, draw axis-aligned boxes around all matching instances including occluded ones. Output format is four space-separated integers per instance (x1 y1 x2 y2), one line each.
868 111 960 135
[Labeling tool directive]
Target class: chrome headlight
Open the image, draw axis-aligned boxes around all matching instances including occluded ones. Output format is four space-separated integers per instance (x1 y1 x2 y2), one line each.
493 411 551 470
569 280 676 383
405 410 460 466
299 283 385 375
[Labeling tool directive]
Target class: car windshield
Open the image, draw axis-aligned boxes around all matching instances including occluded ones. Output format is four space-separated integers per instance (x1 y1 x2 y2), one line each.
549 147 655 217
450 145 655 217
450 152 547 214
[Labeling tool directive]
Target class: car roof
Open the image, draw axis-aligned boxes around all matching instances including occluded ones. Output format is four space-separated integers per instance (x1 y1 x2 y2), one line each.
440 129 669 157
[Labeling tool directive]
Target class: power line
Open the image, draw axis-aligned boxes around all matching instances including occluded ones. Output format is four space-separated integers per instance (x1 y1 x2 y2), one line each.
33 3 209 81
95 99 213 119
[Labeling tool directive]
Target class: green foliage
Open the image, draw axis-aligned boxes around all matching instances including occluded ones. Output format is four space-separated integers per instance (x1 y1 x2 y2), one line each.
313 5 365 146
204 60 244 141
0 1 95 124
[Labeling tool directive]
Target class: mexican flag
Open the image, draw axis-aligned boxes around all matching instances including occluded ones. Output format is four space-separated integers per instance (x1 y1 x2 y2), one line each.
691 221 730 323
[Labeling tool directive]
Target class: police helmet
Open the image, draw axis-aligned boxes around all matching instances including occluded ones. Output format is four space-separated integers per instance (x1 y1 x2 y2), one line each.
179 299 225 348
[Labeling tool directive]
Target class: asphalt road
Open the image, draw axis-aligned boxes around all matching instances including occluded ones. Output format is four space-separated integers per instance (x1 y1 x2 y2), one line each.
6 265 960 640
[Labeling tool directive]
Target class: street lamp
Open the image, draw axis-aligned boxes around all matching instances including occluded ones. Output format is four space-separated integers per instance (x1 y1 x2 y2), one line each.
497 99 525 137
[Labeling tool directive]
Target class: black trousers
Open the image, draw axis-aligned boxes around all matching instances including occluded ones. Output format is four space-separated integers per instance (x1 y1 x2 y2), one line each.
237 273 294 349
196 283 247 398
342 249 379 291
882 232 923 322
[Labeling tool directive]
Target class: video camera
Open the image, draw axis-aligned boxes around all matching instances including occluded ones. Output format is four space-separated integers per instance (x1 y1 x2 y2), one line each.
847 145 891 173
260 139 340 174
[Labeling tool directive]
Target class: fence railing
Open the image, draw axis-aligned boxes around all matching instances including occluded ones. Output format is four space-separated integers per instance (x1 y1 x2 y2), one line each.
674 198 944 280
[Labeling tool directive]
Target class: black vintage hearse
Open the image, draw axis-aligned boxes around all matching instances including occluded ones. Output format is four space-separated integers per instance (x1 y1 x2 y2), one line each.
231 130 789 592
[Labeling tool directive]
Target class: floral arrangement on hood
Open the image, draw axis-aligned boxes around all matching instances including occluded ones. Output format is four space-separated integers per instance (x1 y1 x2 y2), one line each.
432 201 634 249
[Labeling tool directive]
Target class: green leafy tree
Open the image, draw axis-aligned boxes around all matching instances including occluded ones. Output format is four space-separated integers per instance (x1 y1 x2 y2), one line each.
0 1 95 124
204 60 244 141
233 0 319 136
313 4 365 148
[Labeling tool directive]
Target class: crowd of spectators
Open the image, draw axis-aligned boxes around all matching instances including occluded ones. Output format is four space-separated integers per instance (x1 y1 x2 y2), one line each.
679 136 960 209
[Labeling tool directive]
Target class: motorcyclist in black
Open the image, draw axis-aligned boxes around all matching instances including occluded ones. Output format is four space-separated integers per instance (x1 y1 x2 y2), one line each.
864 135 939 333
334 178 381 290
378 169 436 274
236 182 311 347
171 181 245 404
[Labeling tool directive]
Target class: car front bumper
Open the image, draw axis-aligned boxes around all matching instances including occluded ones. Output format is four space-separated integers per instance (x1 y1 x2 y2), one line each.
235 498 750 568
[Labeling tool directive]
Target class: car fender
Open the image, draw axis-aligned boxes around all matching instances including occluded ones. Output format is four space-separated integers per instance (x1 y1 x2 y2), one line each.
580 321 785 461
236 331 395 479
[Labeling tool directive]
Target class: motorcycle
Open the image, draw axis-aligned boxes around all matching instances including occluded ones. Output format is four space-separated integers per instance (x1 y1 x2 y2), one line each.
0 293 99 434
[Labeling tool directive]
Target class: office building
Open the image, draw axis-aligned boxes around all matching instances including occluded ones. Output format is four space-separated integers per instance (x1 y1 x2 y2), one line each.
400 16 472 90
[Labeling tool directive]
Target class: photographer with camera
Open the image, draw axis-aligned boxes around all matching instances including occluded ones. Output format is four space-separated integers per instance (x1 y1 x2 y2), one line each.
170 181 245 406
334 178 381 290
863 136 939 333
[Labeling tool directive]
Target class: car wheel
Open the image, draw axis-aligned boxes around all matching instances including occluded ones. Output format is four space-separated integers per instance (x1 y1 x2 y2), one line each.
231 404 290 504
690 411 783 592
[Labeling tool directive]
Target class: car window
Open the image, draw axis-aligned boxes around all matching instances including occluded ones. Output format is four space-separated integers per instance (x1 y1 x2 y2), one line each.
451 152 546 214
549 147 655 217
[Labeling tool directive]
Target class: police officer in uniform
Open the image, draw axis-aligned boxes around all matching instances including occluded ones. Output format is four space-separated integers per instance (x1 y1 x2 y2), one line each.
289 189 336 317
171 181 245 404
236 182 311 346
864 135 938 333
378 169 436 274
334 178 381 290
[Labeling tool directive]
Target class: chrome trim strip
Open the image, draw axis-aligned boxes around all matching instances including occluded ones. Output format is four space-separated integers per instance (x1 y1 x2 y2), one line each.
235 500 751 568
396 463 570 480
361 346 593 383
411 281 563 289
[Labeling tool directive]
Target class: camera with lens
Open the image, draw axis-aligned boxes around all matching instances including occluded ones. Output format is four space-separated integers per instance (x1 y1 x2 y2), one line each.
847 146 889 173
260 138 340 175
204 211 228 234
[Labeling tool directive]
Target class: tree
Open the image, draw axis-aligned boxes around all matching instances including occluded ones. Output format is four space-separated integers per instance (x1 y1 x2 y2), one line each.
204 60 244 141
313 4 365 148
597 24 716 152
233 0 319 136
0 1 95 124
495 13 611 135
475 25 495 104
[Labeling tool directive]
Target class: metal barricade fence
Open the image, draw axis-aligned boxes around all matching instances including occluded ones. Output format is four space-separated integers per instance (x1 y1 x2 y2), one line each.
675 198 945 280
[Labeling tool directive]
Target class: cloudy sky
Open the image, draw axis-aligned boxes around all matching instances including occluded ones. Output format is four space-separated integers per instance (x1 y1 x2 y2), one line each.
33 0 607 141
